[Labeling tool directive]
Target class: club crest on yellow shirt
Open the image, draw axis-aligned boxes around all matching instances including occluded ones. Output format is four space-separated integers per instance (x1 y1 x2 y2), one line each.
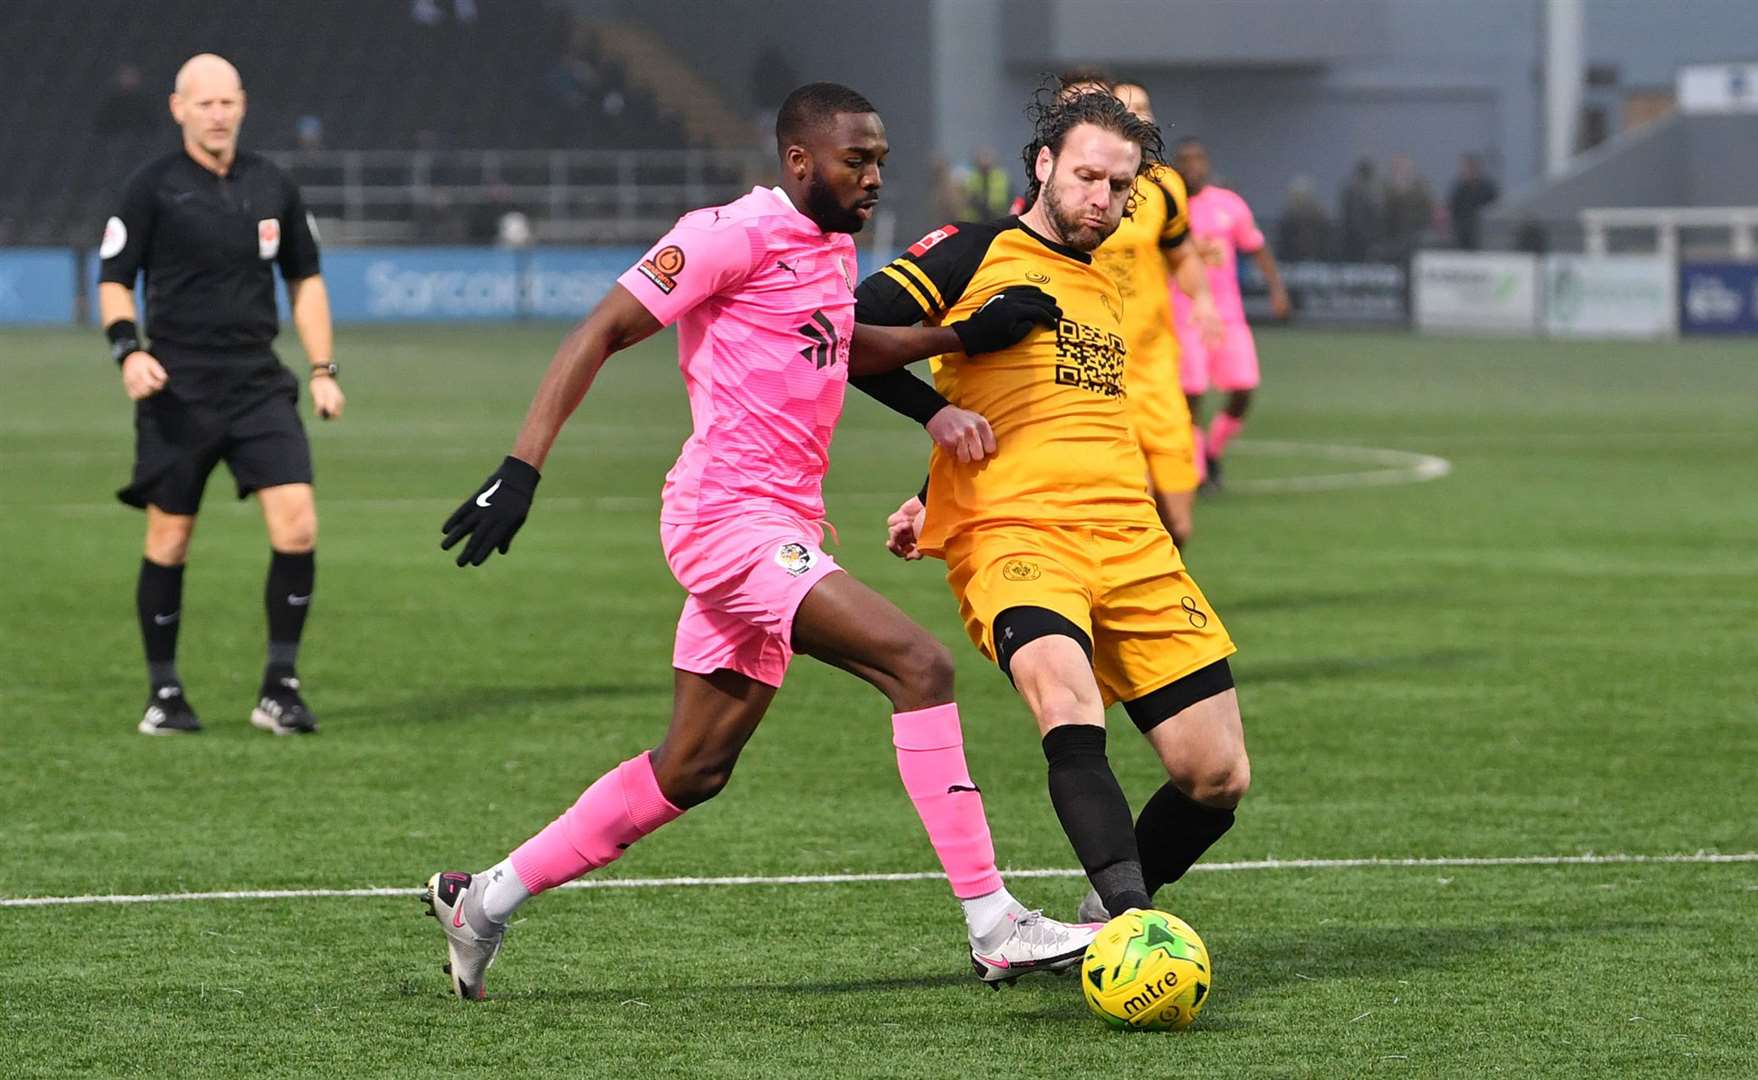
1002 559 1042 582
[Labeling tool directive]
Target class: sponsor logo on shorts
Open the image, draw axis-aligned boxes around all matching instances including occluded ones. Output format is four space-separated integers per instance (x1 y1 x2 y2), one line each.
774 541 815 577
258 218 281 260
1002 559 1041 582
637 244 686 294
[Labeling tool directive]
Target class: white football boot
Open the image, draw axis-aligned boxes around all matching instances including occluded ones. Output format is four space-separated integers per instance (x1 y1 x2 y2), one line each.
421 871 506 1001
968 903 1098 986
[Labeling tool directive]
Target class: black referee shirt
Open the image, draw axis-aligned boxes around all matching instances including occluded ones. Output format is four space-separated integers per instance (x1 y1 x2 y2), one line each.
99 148 321 353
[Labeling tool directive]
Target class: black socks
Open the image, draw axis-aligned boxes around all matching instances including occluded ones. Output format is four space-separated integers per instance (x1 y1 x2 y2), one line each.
1136 779 1237 897
1042 725 1151 916
264 549 315 683
137 558 184 690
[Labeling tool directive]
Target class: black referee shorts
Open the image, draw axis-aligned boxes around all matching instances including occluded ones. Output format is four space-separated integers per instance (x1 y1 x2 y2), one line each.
118 348 313 516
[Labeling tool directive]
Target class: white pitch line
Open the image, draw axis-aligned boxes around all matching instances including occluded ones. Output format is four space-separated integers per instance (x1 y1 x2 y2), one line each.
1223 440 1452 495
23 440 1450 512
3 851 1751 910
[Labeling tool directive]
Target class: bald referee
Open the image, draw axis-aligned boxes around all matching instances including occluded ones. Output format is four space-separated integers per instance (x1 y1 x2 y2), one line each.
100 53 343 736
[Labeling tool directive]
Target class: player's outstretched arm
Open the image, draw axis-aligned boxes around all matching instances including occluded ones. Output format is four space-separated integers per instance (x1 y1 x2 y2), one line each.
849 285 1063 376
1169 245 1224 349
508 284 661 470
441 285 662 567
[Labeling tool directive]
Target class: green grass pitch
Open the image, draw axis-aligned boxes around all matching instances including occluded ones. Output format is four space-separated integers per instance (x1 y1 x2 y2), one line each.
2 323 1754 1078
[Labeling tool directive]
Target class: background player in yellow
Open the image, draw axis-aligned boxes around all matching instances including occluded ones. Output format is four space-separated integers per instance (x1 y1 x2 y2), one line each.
856 83 1251 923
1092 81 1225 547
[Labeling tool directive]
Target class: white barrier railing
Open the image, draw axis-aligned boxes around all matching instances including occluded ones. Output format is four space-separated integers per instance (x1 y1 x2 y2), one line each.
1581 207 1758 260
261 148 772 244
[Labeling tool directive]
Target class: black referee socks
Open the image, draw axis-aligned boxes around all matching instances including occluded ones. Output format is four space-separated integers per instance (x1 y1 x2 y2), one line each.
1042 724 1151 916
137 558 185 690
264 549 315 681
1136 779 1237 897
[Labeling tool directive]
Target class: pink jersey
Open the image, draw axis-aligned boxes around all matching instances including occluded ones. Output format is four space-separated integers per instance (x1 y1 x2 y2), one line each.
618 187 858 525
1170 185 1264 325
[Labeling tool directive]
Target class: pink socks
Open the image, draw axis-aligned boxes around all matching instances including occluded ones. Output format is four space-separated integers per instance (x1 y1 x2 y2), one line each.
1208 413 1243 458
509 751 683 894
892 703 1005 899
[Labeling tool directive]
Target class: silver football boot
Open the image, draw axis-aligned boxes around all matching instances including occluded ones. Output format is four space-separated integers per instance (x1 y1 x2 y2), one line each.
421 871 507 1001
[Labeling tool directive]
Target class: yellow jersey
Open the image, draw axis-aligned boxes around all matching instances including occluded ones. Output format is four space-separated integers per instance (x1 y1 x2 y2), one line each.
1091 164 1189 381
855 218 1161 557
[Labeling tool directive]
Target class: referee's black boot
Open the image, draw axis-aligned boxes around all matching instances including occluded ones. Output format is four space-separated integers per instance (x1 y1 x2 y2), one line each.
251 674 320 736
138 684 203 736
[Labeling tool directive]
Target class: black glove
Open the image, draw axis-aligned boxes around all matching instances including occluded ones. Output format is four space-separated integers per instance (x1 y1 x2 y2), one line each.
441 456 541 567
951 285 1062 355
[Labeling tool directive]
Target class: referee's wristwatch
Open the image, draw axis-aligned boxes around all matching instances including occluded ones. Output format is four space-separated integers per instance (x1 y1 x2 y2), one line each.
310 360 339 381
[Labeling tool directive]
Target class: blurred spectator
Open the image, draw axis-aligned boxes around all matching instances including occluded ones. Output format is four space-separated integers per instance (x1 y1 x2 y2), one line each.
95 64 156 134
1447 153 1499 250
544 50 601 114
961 150 1013 220
1383 154 1435 258
411 0 477 25
1339 158 1383 262
1515 220 1549 255
296 115 324 151
929 155 966 225
1276 175 1332 260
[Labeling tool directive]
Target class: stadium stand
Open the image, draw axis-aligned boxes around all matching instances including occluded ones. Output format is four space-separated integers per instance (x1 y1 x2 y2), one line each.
0 0 716 243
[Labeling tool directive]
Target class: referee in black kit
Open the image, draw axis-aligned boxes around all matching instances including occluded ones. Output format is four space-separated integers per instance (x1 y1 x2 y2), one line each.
99 53 345 737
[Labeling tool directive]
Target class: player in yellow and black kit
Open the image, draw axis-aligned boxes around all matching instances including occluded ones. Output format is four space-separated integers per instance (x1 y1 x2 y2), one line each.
853 84 1250 924
1091 81 1224 546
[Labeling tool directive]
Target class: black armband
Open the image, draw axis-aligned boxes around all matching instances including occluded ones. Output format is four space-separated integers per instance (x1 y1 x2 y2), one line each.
105 319 141 365
849 368 951 426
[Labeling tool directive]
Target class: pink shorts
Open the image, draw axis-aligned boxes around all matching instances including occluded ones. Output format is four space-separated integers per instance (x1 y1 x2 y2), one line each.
660 513 842 688
1176 320 1260 394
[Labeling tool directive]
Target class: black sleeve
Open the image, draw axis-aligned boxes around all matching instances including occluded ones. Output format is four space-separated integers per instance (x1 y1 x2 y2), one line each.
1154 169 1190 251
98 165 158 287
853 222 996 326
277 174 322 281
849 368 950 425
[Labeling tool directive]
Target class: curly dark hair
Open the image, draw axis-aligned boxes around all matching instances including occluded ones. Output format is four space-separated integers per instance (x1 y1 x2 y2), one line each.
1018 75 1164 211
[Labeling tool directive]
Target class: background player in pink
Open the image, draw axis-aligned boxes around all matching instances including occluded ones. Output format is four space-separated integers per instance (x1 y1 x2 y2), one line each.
1169 137 1290 489
420 83 1085 1001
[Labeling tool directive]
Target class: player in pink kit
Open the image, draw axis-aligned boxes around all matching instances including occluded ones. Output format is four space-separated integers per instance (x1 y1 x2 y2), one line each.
420 84 1087 1001
1169 137 1290 489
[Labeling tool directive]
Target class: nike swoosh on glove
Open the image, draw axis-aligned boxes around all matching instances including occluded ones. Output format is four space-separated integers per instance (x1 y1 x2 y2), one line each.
441 456 541 567
950 285 1063 356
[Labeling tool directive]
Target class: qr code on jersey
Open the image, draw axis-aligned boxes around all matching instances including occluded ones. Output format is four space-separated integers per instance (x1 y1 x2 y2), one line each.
1053 318 1127 397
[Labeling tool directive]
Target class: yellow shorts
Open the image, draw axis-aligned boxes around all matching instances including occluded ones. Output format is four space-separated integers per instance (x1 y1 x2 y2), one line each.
1126 364 1198 496
944 522 1236 706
